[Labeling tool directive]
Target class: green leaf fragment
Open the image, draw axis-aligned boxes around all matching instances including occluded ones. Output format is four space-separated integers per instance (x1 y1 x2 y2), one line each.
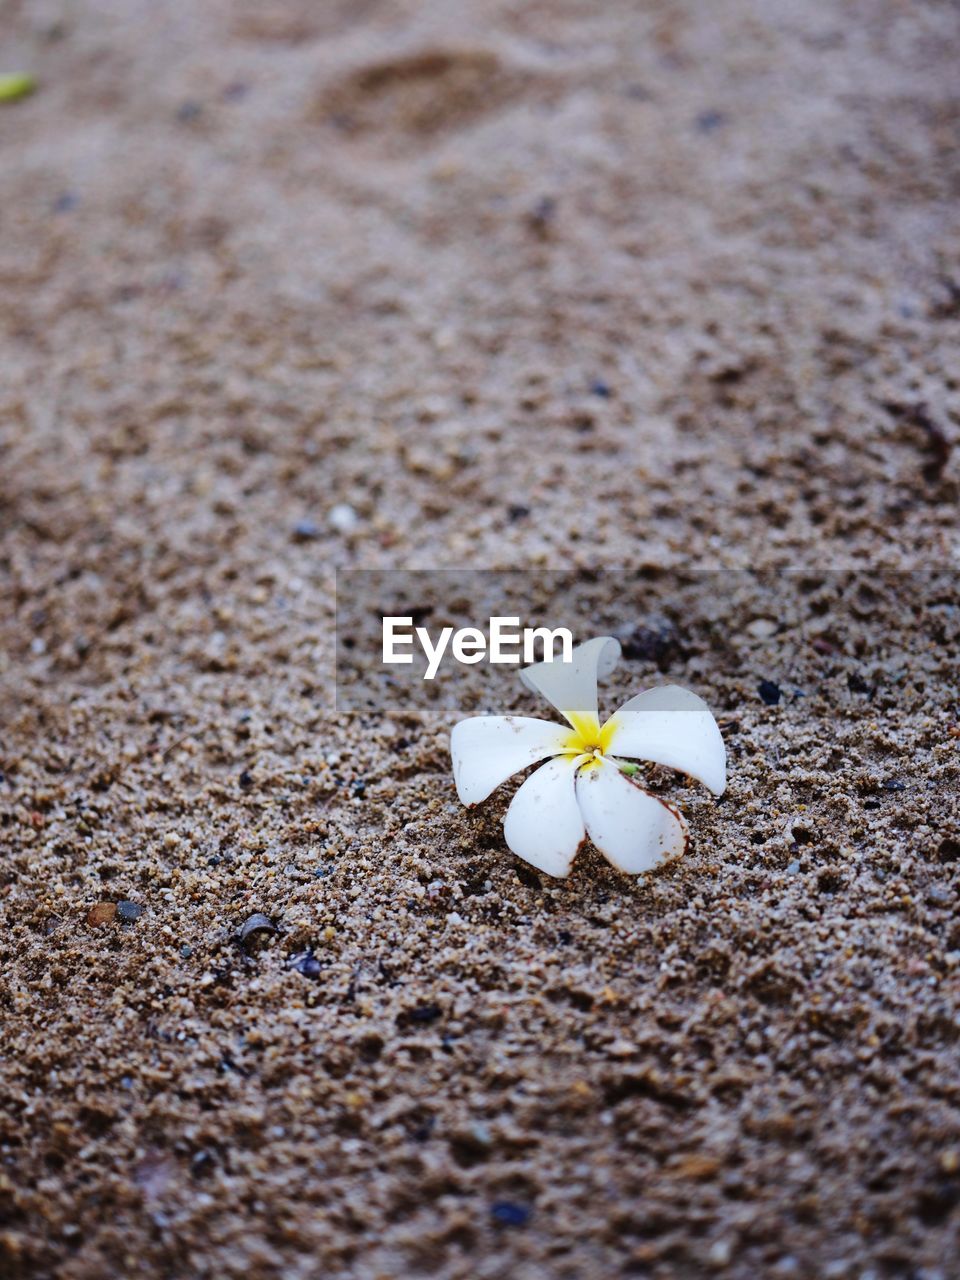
0 73 37 103
617 761 640 776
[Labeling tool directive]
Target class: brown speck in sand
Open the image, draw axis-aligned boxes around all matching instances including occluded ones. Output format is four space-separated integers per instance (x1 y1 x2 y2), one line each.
85 903 117 928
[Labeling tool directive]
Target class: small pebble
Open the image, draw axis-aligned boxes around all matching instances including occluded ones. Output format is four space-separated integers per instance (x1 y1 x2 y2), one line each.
774 1258 800 1276
328 503 359 534
117 900 143 922
291 518 320 542
408 1003 441 1024
709 1239 733 1266
747 618 778 639
608 1038 637 1057
491 1201 530 1227
758 680 782 706
617 620 679 666
86 903 117 928
288 950 323 979
238 912 277 943
847 672 874 695
467 1122 492 1149
696 109 727 132
526 195 556 238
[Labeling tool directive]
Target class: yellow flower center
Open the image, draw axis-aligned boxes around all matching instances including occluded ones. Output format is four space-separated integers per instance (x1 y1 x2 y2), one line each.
560 712 617 770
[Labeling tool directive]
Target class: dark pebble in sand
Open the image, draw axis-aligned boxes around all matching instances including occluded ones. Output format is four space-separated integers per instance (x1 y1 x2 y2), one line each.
238 913 277 943
696 109 727 132
491 1202 530 1227
590 379 611 398
238 770 254 791
847 672 875 695
619 620 680 668
117 900 143 922
292 518 321 542
408 1003 442 1024
288 951 323 979
758 680 781 705
526 195 556 237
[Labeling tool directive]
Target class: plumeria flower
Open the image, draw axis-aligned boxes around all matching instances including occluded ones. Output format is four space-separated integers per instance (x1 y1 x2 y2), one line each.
450 636 725 877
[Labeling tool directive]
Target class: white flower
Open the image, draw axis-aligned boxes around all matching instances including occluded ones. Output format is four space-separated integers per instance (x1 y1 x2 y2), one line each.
450 636 726 877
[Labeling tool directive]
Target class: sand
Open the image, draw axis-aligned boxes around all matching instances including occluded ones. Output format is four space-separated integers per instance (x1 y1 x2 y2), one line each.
1 1 959 1276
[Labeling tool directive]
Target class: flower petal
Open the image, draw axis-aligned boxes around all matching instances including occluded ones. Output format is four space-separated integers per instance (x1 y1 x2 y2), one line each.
518 636 621 735
503 755 585 877
450 715 570 806
603 685 726 796
575 759 688 874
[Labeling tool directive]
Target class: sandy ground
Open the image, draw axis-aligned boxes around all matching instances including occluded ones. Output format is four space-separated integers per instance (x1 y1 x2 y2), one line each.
1 1 960 1276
